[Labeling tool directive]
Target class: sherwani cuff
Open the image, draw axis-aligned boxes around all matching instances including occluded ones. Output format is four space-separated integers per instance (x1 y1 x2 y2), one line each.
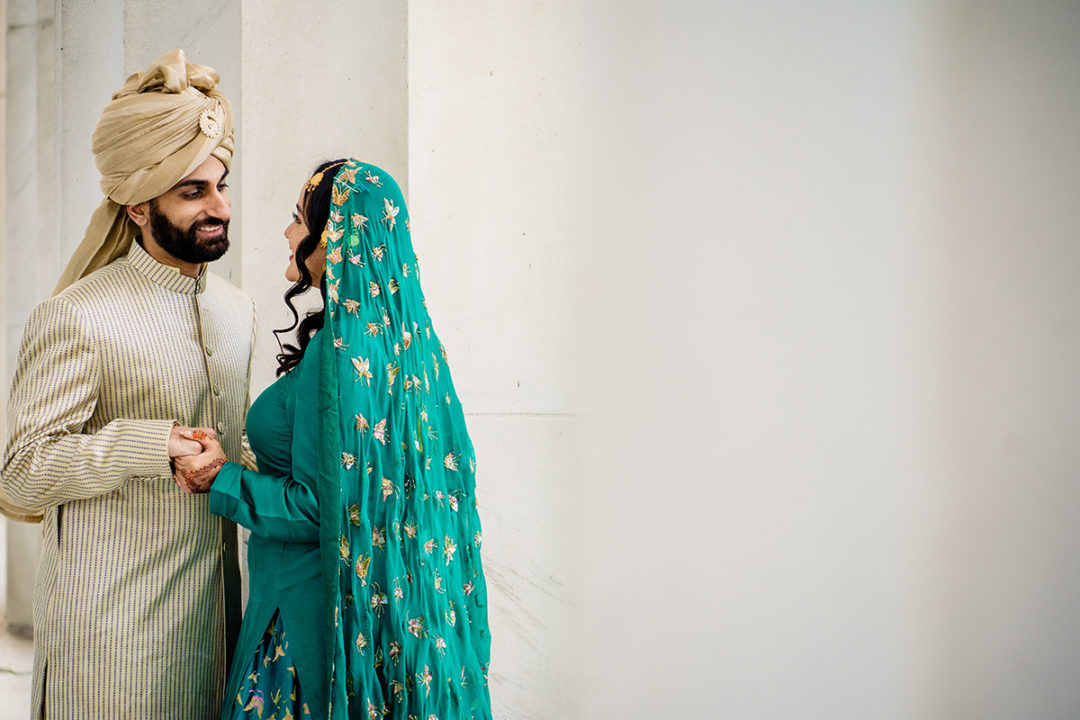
113 418 176 477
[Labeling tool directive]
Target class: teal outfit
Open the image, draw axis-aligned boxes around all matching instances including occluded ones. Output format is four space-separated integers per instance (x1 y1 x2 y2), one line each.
210 335 326 718
212 159 491 720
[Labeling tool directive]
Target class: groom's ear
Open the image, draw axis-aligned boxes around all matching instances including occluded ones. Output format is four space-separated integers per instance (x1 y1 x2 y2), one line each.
126 202 151 228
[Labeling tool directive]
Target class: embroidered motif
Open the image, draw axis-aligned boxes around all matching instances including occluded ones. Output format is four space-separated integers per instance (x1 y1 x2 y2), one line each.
331 184 350 206
381 198 399 230
199 106 223 138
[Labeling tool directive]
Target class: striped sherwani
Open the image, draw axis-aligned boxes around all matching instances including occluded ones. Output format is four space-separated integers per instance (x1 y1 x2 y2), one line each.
1 241 255 719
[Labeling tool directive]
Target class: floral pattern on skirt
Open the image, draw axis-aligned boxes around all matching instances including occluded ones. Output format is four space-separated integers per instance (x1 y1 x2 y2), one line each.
230 611 311 719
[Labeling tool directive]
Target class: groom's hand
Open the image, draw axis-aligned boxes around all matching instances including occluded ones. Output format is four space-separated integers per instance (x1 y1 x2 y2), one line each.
168 424 204 458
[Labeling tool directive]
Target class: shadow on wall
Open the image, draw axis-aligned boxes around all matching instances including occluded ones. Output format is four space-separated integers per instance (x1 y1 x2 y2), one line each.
930 1 1080 717
567 0 1080 718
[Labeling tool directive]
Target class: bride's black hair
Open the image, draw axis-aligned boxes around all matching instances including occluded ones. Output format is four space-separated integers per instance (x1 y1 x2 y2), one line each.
273 158 348 376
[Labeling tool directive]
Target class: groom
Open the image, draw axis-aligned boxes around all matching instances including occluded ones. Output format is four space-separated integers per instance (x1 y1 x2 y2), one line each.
1 49 254 719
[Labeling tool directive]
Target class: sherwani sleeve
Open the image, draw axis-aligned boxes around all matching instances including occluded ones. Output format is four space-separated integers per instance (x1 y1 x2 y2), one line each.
209 463 319 542
1 296 174 510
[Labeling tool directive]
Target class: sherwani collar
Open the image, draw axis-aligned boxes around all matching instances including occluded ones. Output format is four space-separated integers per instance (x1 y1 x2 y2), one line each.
127 239 208 295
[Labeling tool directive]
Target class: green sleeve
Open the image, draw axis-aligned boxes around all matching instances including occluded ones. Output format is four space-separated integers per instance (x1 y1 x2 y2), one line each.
209 461 319 542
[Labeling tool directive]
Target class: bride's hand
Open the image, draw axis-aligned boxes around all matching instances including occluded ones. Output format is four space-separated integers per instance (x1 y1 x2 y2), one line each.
172 429 226 494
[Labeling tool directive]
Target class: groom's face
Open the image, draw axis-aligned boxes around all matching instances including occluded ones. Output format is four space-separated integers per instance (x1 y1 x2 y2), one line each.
135 155 232 264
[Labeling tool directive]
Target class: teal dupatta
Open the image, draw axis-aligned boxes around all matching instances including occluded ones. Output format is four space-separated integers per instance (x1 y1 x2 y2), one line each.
314 160 491 719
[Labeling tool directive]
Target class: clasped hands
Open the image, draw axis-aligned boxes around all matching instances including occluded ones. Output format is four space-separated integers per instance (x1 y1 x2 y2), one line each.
168 425 226 494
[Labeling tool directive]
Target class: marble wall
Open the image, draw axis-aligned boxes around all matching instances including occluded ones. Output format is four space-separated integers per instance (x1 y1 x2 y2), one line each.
3 2 577 716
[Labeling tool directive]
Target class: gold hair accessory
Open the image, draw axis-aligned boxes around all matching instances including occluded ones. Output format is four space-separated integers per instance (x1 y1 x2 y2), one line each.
306 171 326 193
306 161 348 193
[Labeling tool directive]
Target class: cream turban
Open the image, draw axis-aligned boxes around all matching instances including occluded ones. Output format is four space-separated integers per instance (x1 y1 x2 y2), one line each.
53 48 234 294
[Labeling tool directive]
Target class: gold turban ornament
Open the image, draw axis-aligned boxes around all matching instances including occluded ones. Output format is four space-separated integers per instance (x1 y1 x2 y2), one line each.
53 48 234 294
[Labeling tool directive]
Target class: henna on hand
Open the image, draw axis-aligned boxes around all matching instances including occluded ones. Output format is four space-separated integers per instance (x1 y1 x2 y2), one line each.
189 429 214 443
174 458 226 494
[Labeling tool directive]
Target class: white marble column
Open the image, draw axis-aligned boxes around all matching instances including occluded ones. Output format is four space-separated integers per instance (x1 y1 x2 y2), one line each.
54 0 122 284
238 0 408 398
406 3 581 716
2 0 57 636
